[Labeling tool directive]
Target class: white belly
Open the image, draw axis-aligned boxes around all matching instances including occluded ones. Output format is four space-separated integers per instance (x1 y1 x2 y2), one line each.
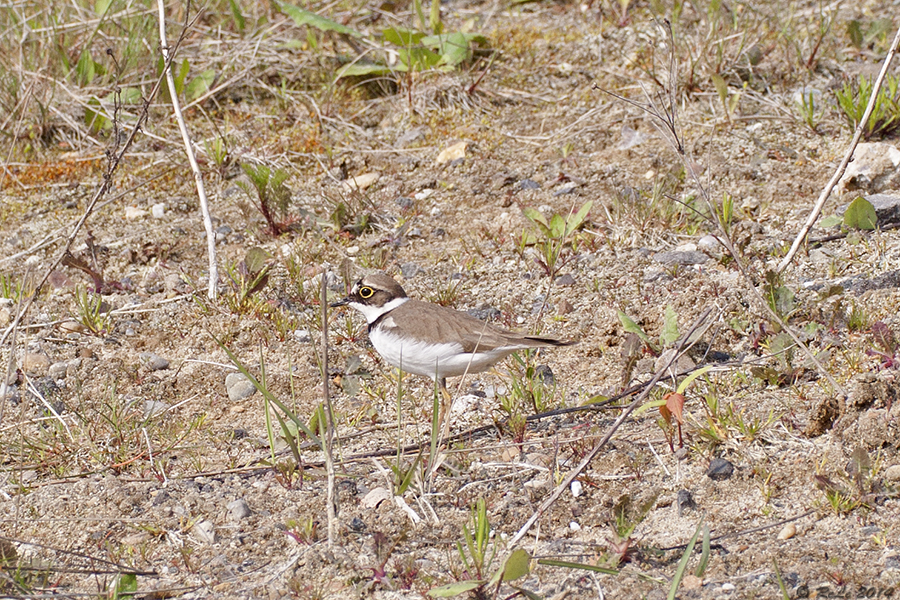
369 328 518 380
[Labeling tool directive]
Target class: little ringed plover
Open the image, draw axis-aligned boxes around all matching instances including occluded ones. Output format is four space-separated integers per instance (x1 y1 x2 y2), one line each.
331 272 576 392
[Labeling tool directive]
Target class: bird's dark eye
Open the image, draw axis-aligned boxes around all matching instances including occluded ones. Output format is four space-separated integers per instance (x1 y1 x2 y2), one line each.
359 286 375 299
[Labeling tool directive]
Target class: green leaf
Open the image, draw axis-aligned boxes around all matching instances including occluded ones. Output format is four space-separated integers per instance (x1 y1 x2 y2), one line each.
174 59 190 95
819 214 842 228
84 98 108 132
185 69 215 102
428 580 484 597
565 200 593 237
668 520 704 600
617 311 655 350
660 304 679 346
95 0 113 16
711 73 728 103
502 549 531 581
384 27 427 46
228 0 246 33
634 398 667 416
337 62 395 78
423 31 471 66
245 247 270 275
536 559 619 575
75 51 97 86
847 20 863 48
523 207 551 236
549 213 566 238
843 196 877 230
279 2 362 37
676 365 712 395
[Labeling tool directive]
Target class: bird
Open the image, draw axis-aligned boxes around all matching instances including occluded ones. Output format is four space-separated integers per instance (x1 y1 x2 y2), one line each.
330 272 576 395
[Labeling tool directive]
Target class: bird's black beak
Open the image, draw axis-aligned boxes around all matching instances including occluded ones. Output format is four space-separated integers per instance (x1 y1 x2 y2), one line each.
330 297 350 308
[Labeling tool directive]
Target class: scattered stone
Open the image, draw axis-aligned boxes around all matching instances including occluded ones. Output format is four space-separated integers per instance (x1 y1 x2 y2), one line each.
293 329 312 343
655 348 695 374
534 365 555 386
698 235 722 253
836 142 900 195
553 182 578 196
361 487 392 509
675 447 689 461
140 352 170 371
652 250 709 266
436 141 467 165
517 179 541 190
349 517 366 532
144 400 169 418
79 347 94 359
570 480 583 498
676 489 697 516
225 373 257 402
124 206 147 220
555 273 576 286
557 298 574 315
450 394 482 418
395 126 427 148
22 352 50 375
341 172 380 192
0 307 9 327
864 193 900 226
227 498 252 521
191 520 216 544
777 523 797 540
395 196 414 210
851 269 900 293
569 521 581 531
681 575 703 590
214 225 232 243
884 465 900 482
151 203 165 218
400 263 423 278
48 362 67 379
707 458 734 481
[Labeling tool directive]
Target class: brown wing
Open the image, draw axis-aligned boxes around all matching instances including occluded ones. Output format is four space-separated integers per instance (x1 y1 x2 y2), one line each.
387 300 574 353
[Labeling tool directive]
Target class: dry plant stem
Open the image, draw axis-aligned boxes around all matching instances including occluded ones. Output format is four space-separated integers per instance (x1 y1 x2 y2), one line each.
509 307 712 547
321 274 338 547
778 24 900 272
611 21 846 397
156 0 218 301
0 45 182 350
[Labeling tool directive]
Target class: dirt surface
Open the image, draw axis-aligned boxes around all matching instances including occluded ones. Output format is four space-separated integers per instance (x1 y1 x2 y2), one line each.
2 0 900 598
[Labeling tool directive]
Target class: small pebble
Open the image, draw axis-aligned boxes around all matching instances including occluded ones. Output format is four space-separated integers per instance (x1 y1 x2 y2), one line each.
349 517 366 532
144 400 169 418
517 179 541 190
568 521 581 531
571 480 583 498
557 298 574 315
22 352 50 375
151 203 165 218
225 373 257 402
192 520 216 544
227 499 252 521
48 362 68 379
676 489 697 516
140 352 170 371
555 273 576 286
777 523 796 540
884 465 900 482
707 458 734 481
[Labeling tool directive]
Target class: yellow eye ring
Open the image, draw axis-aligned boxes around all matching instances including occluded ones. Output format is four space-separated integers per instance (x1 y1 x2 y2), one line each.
359 286 375 299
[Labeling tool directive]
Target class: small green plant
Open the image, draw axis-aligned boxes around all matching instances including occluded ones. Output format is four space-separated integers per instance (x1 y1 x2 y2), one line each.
867 321 898 369
521 201 592 280
816 448 880 516
762 270 797 328
237 163 293 235
73 285 111 335
834 73 900 139
284 516 318 545
223 247 272 314
429 498 531 598
794 88 823 133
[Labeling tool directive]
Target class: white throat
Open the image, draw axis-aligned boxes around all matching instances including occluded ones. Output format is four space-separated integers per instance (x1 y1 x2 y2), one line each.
350 296 409 324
